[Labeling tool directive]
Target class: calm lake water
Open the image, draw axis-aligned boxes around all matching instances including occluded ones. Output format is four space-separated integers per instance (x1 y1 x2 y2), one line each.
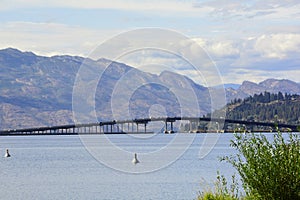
0 133 240 200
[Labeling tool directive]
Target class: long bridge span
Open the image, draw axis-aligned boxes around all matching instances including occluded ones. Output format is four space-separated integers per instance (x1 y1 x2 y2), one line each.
0 117 299 135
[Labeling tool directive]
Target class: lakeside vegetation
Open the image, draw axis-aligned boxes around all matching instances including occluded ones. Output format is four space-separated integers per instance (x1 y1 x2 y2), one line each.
197 128 300 200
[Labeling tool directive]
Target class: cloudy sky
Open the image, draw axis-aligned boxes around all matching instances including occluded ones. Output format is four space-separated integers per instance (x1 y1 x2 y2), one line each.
0 0 300 84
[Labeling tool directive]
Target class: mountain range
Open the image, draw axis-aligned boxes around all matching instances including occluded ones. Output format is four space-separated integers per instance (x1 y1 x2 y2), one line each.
0 48 299 129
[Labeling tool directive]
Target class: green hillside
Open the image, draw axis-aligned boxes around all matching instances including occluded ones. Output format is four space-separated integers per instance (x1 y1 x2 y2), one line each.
226 92 300 125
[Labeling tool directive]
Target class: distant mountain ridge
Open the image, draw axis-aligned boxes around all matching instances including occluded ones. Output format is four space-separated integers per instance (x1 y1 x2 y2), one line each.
0 48 212 129
224 83 241 90
225 79 300 101
0 48 299 129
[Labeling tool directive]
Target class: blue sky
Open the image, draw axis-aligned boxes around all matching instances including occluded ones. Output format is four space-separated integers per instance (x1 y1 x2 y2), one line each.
0 0 300 84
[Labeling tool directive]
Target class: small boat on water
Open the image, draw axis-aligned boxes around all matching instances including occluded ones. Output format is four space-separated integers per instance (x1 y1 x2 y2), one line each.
132 153 139 164
4 149 11 157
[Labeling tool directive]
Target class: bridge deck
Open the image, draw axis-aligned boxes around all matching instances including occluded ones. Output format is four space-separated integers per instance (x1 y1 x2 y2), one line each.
0 117 299 135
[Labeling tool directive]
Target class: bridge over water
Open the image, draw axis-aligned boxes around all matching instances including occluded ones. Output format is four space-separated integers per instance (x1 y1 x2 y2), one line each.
1 117 299 136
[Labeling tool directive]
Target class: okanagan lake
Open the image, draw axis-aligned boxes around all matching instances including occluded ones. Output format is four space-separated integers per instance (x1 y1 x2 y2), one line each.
0 133 244 199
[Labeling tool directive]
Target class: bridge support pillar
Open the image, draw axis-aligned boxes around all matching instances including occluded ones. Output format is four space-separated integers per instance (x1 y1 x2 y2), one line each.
132 123 134 133
164 121 168 133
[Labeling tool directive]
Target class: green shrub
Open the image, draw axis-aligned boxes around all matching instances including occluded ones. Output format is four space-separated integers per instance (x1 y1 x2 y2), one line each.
222 130 300 200
197 172 240 200
197 192 237 200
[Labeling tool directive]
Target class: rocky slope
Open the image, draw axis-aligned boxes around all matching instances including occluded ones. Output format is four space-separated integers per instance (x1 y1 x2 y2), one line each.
1 48 299 129
0 48 211 129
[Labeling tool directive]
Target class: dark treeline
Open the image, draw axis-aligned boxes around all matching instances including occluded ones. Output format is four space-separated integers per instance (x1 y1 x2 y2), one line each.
226 92 300 124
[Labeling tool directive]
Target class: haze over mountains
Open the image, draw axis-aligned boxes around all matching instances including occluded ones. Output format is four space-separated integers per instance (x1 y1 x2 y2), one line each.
1 48 299 129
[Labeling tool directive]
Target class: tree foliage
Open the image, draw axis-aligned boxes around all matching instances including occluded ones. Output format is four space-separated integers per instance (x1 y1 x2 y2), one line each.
227 92 300 124
222 131 300 199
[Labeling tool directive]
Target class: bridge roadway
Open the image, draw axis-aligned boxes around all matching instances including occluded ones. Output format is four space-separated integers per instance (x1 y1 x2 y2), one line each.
0 117 299 135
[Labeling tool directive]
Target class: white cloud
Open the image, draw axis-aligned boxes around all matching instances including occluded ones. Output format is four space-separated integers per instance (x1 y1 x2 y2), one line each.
193 38 240 58
254 34 300 59
208 41 240 58
190 33 300 85
0 21 118 56
195 0 300 19
194 33 300 68
0 0 299 85
0 0 200 12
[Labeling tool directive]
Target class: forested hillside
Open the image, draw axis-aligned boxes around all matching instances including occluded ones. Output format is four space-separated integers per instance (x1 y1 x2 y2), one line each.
226 92 300 125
